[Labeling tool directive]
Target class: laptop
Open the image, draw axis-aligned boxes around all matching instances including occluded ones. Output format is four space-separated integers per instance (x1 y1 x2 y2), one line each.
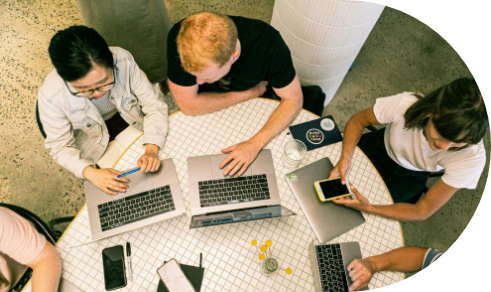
84 159 186 240
285 157 365 243
309 240 369 292
187 149 295 228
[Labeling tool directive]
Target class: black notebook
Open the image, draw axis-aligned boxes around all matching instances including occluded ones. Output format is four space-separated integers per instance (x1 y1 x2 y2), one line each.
289 115 343 151
157 263 205 292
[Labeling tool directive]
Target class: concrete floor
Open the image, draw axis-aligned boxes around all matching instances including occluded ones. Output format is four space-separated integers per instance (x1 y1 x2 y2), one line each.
1 0 488 276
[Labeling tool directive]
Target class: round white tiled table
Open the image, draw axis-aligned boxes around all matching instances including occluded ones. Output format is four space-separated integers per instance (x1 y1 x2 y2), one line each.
23 98 404 292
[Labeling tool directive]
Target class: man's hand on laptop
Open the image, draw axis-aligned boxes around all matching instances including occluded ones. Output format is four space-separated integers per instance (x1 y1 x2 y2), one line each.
138 144 161 173
346 258 376 291
333 184 372 212
82 166 130 195
220 139 263 176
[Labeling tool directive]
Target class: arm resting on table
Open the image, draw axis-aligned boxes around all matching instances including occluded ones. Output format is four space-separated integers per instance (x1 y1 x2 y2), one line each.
367 246 429 273
27 241 61 292
347 246 430 290
250 75 303 147
168 79 260 116
219 75 302 176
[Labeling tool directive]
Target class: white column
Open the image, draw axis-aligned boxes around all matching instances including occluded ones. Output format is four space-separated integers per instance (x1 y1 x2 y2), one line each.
271 0 385 105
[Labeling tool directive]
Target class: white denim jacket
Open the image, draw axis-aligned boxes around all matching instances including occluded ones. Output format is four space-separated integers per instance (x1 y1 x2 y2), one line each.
38 47 169 178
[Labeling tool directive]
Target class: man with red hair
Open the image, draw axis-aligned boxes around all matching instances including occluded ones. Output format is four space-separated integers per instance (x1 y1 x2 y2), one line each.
167 12 303 176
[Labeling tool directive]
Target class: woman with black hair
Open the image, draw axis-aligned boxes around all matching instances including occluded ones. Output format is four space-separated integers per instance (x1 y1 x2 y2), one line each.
38 26 169 195
329 78 488 222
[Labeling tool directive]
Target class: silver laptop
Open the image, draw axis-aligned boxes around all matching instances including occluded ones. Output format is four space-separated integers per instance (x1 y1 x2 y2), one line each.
188 149 295 228
84 159 186 240
309 240 369 292
285 157 365 243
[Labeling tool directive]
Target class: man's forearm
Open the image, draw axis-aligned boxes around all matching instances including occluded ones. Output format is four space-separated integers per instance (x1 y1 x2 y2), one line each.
250 97 302 147
364 203 428 222
368 246 429 273
181 90 251 116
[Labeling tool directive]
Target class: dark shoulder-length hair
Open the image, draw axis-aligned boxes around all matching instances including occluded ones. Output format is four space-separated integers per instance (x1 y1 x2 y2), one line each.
48 25 114 82
404 77 488 146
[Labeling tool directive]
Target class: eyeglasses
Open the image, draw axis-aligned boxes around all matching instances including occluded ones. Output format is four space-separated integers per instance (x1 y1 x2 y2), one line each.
66 69 116 97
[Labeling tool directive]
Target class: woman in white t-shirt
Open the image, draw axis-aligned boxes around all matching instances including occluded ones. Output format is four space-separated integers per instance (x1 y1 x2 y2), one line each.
329 78 487 222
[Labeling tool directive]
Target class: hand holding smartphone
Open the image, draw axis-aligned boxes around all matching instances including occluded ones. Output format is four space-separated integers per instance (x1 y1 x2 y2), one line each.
314 177 352 202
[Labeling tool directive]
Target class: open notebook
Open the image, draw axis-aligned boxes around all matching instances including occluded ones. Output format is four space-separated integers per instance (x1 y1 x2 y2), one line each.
97 125 143 168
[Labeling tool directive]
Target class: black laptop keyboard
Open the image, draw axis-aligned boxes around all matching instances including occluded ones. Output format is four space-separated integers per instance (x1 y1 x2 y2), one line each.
198 174 270 207
315 244 349 292
98 185 175 231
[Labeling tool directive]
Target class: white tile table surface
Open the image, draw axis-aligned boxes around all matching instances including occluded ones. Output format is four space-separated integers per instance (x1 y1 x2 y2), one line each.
23 98 404 292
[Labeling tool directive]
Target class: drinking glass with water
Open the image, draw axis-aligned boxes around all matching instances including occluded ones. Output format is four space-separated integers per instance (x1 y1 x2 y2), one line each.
282 140 307 168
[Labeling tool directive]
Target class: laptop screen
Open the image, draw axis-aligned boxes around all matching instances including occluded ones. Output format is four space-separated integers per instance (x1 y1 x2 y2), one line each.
190 205 295 228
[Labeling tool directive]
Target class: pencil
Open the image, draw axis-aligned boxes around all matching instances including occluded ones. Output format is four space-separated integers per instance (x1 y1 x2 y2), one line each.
116 168 141 178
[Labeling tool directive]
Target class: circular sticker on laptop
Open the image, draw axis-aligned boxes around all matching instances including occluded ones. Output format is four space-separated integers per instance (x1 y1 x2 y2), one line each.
288 174 298 183
320 118 335 131
306 128 324 144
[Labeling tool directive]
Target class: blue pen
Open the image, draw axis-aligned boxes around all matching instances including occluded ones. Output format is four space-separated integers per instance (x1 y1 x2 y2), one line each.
116 168 141 178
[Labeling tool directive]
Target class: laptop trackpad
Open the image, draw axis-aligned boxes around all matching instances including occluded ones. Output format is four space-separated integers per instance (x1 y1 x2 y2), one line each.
124 171 154 195
210 154 253 179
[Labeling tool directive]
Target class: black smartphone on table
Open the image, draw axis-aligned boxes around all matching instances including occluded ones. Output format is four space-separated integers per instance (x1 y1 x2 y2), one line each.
102 245 127 291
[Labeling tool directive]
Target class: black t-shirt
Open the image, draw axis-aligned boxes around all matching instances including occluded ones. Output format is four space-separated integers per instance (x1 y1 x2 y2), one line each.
167 16 296 93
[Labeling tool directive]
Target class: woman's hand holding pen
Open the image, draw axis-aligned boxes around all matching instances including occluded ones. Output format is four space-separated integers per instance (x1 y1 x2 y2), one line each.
82 166 130 195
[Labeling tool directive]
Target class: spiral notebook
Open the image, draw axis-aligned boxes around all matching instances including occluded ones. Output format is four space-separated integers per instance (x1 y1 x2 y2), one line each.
96 125 143 168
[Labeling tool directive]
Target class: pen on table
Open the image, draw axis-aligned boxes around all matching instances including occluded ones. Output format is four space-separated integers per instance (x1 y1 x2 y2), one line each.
126 242 133 282
117 168 141 178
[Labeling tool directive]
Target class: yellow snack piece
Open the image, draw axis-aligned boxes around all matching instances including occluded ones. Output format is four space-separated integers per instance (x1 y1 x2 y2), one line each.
258 254 265 260
286 268 292 274
251 239 257 246
260 245 268 252
265 239 273 246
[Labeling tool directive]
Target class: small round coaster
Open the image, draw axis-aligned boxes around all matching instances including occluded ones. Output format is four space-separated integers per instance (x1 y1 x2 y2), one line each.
306 128 324 144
